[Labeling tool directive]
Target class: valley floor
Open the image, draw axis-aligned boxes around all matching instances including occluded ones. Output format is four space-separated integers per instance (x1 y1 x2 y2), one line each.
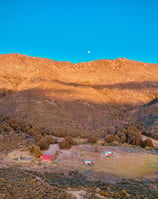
0 142 158 198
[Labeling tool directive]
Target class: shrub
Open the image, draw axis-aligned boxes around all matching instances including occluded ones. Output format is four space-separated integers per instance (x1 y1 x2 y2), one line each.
120 135 126 144
125 125 142 145
140 140 145 148
151 134 158 140
37 136 54 150
56 131 67 137
114 135 120 142
104 123 150 147
105 135 115 143
87 136 98 144
21 123 32 133
99 190 110 197
144 139 153 147
9 119 20 130
114 192 120 198
59 140 71 149
0 123 10 132
44 135 55 144
33 133 42 142
38 138 49 150
115 124 146 147
28 145 34 154
33 146 42 158
65 136 74 145
135 137 143 146
121 189 130 198
38 127 49 136
29 146 42 158
111 141 119 146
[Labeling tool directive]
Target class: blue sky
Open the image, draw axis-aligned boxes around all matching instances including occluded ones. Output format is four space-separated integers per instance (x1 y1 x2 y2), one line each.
0 0 158 63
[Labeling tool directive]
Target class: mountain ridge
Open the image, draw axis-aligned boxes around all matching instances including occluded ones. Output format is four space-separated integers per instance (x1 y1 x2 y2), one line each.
1 53 154 64
0 53 158 137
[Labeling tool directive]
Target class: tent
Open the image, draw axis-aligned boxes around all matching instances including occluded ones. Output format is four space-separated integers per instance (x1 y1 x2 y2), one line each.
84 160 93 166
103 151 112 157
40 155 55 161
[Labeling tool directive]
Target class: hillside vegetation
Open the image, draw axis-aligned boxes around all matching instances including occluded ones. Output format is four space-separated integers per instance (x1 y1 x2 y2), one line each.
0 53 158 137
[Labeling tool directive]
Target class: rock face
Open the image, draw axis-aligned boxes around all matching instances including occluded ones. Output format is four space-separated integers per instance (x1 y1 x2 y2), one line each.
0 53 158 136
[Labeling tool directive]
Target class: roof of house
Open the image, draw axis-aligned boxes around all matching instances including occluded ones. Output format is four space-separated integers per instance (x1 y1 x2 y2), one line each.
40 155 55 161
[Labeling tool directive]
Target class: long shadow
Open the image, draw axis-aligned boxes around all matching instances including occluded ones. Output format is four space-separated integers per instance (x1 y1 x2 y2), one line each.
0 87 157 137
53 80 158 90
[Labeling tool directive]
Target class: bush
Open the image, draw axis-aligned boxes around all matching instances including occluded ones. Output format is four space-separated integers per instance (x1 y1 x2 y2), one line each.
56 131 67 137
28 127 42 142
33 133 42 142
38 127 49 136
38 138 49 150
9 119 20 130
99 190 110 197
33 146 42 158
120 135 126 144
135 137 143 146
29 146 42 158
28 145 34 154
140 140 145 148
37 136 55 150
21 123 32 133
111 141 120 146
114 135 120 142
144 139 153 147
151 134 158 140
115 124 146 147
105 135 115 143
59 140 71 149
104 123 151 148
0 123 10 132
44 135 55 144
87 136 97 144
65 136 74 145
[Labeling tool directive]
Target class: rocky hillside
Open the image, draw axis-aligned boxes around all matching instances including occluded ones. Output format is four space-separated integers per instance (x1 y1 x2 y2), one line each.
0 53 158 136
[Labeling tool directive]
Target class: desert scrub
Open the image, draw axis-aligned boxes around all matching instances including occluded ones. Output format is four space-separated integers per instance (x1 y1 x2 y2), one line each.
1 168 157 199
37 135 55 150
0 168 76 199
105 123 154 148
28 145 42 158
59 140 72 149
87 136 98 144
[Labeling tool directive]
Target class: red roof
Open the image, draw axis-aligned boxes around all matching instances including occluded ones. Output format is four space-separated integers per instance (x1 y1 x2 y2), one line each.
40 155 55 161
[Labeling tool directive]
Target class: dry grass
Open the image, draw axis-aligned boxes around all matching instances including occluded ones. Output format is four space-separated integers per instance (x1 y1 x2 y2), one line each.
94 153 158 178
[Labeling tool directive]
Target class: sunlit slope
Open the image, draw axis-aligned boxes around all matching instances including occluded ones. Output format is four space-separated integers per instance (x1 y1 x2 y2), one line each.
0 53 157 136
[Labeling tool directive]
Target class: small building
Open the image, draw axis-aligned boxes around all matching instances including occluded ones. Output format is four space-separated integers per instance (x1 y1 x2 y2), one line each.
84 160 93 166
40 155 55 161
